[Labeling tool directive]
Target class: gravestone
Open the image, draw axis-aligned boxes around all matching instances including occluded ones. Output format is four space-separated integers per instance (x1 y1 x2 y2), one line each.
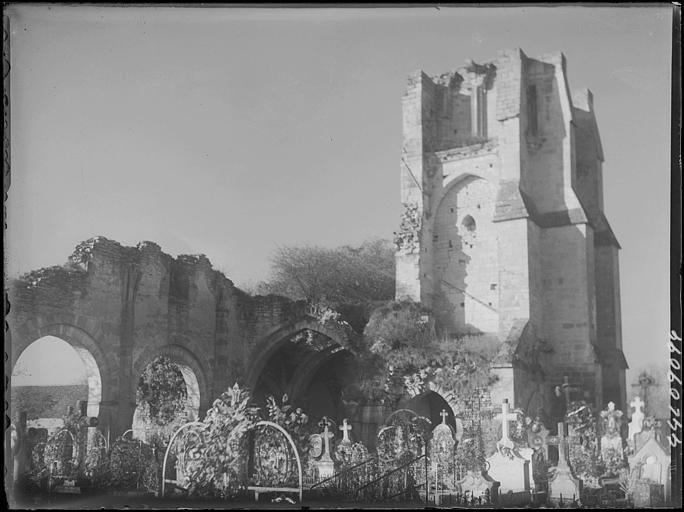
335 418 354 465
547 422 581 501
627 396 645 451
486 400 533 493
633 479 664 508
430 410 458 504
631 372 655 413
84 421 107 480
628 425 671 502
599 402 625 475
526 417 550 491
305 433 323 484
377 409 430 471
314 417 335 480
339 418 352 445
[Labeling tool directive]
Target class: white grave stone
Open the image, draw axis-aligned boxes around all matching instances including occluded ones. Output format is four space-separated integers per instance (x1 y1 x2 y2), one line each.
599 401 623 460
315 418 335 480
339 418 352 446
629 436 671 501
430 410 458 504
334 418 354 465
547 422 581 501
628 396 645 449
486 399 533 493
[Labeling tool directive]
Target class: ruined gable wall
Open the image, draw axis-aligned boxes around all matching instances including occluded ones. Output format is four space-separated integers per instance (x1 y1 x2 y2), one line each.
8 237 255 434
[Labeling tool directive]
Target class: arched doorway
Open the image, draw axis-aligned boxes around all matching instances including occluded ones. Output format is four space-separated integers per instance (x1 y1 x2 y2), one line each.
251 328 357 425
11 336 103 429
131 356 202 446
433 175 499 334
400 390 458 434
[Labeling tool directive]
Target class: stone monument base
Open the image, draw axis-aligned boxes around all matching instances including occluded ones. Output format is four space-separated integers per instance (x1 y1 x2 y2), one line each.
633 481 664 508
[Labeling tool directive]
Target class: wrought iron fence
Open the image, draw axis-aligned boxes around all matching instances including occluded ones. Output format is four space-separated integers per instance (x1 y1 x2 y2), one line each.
434 491 493 507
356 453 428 503
307 456 377 500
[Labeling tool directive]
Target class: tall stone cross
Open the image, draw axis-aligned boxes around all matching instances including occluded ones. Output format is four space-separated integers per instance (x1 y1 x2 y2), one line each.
561 376 580 407
320 417 335 463
495 399 517 448
547 422 570 470
632 372 655 411
440 409 449 425
339 418 352 445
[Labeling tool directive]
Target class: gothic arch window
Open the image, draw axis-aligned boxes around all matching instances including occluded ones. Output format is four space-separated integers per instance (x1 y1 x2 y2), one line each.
461 215 476 246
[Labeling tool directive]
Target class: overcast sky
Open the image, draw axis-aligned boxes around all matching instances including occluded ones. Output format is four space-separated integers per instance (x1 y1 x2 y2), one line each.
6 5 673 387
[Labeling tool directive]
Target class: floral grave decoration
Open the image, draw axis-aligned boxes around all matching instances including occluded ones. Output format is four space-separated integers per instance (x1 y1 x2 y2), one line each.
175 385 314 499
181 384 257 498
103 437 160 492
565 401 603 489
135 356 191 450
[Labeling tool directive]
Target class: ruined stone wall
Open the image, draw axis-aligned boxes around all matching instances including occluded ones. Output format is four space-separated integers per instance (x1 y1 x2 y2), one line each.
7 237 330 437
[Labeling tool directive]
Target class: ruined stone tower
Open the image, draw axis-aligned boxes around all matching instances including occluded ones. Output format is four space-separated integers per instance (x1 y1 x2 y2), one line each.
394 48 627 412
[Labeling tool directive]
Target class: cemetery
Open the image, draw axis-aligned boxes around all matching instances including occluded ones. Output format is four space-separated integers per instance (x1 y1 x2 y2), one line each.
6 45 676 509
9 371 672 508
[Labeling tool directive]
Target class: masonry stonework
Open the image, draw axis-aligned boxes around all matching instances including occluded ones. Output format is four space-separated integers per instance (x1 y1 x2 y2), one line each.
395 48 627 413
8 237 355 439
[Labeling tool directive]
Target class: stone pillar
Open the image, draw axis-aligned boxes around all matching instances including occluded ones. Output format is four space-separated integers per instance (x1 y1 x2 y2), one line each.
12 412 27 487
98 400 134 441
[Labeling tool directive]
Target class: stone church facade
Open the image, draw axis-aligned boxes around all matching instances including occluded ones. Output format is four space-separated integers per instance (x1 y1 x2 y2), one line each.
395 48 627 414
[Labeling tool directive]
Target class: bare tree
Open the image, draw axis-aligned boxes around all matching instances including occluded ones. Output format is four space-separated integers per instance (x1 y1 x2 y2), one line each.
255 238 395 305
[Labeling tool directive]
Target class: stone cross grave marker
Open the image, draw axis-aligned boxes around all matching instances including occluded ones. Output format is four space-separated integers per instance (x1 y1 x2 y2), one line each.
486 399 533 493
316 417 335 479
547 422 581 500
430 408 457 503
632 372 655 411
545 424 564 466
599 401 624 462
561 376 581 407
339 418 352 446
495 399 517 450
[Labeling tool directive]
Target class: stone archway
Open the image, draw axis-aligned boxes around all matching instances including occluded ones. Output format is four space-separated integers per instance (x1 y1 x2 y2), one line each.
402 390 458 434
405 381 460 416
403 382 465 442
246 316 356 392
246 316 358 424
131 344 209 438
11 319 112 423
